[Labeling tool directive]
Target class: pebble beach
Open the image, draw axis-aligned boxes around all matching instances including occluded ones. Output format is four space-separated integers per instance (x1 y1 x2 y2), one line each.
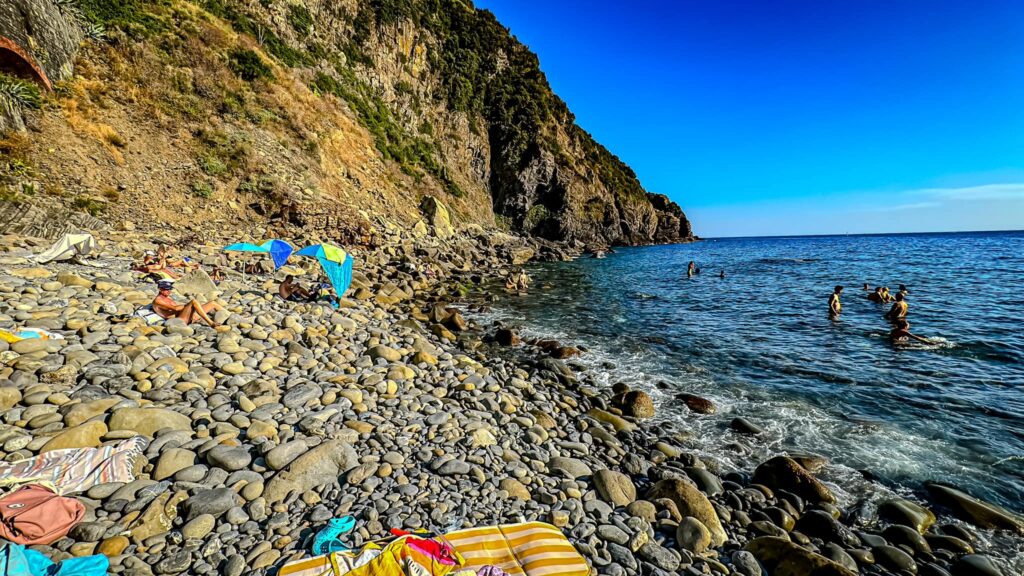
0 224 1020 576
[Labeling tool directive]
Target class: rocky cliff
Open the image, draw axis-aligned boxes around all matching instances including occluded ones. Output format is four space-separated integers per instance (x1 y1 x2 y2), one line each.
0 0 694 245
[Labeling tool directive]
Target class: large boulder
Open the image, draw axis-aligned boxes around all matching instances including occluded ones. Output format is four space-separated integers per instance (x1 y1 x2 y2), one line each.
879 499 936 533
619 390 655 419
40 420 107 452
264 439 359 503
647 479 727 546
925 482 1024 534
745 536 857 576
108 407 191 437
593 469 637 507
420 196 454 239
753 456 835 504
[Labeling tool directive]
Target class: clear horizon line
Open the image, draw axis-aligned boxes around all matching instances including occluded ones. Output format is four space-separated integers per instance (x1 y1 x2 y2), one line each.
696 227 1024 241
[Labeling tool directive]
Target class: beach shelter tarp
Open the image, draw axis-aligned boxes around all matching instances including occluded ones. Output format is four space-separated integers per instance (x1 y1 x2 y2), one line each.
223 242 266 253
296 243 354 298
260 240 294 270
33 233 98 264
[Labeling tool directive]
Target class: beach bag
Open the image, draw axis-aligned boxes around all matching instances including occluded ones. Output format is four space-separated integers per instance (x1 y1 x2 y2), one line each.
0 485 85 545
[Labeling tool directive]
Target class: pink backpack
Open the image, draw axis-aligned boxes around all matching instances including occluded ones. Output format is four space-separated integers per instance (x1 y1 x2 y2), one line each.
0 485 85 545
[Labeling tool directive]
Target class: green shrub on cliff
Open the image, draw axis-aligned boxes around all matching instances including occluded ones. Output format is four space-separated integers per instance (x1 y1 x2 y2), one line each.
227 49 273 81
0 73 42 115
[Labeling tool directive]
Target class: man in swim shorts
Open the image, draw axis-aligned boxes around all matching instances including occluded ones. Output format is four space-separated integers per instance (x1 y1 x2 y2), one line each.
279 275 313 302
152 280 222 327
885 292 909 322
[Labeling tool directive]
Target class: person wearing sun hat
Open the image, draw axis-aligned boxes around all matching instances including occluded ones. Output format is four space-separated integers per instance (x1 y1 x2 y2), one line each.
151 279 223 327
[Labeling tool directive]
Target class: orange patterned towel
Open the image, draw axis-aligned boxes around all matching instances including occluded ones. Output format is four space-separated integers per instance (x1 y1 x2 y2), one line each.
444 522 589 576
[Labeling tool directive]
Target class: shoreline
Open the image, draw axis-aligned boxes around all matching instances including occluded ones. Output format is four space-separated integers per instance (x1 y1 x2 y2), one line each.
0 228 1019 576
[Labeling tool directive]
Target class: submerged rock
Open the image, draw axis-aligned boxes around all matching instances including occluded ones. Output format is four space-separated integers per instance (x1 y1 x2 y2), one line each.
753 456 835 504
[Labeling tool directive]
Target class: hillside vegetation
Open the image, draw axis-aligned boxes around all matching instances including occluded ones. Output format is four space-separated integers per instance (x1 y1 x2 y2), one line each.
0 0 693 246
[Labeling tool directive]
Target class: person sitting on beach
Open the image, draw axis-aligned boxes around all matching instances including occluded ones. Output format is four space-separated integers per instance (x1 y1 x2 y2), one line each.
885 292 908 321
828 285 843 316
151 280 222 327
136 251 181 280
209 266 225 283
890 319 933 345
279 275 313 302
157 244 199 272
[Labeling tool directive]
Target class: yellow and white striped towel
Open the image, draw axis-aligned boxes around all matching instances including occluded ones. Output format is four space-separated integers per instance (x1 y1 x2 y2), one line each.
444 522 589 576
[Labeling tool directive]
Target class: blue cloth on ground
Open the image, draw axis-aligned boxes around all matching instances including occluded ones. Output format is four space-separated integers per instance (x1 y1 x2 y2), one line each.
0 541 109 576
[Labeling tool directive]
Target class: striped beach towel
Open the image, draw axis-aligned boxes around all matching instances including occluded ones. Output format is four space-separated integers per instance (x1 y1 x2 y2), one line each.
0 437 146 495
444 522 589 576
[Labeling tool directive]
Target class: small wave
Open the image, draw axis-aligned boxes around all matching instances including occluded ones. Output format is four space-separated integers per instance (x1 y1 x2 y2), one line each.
756 257 819 264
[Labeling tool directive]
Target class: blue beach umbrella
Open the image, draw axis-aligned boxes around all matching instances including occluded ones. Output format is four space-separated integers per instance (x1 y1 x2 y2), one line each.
295 243 354 298
260 239 294 270
223 242 266 253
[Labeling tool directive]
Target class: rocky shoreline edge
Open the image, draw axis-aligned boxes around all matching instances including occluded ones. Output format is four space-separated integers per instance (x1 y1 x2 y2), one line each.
0 225 1020 576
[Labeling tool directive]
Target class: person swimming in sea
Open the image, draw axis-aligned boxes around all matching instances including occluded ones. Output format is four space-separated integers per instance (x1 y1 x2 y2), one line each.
890 319 933 345
828 285 843 316
867 287 885 303
719 270 726 279
898 284 909 297
687 261 696 278
863 283 872 291
881 287 895 303
885 292 908 322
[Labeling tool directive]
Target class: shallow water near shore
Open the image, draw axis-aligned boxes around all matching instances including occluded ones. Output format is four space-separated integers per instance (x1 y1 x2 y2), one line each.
483 231 1024 561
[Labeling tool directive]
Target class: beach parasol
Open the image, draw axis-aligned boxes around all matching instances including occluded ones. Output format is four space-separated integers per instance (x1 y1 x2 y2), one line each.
295 243 354 298
260 239 294 270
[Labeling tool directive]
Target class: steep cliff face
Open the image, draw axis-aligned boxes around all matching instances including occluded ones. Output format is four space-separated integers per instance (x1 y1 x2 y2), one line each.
0 0 694 245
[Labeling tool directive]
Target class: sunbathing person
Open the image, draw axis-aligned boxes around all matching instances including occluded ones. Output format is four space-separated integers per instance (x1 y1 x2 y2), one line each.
151 280 222 327
890 319 933 345
136 251 180 280
157 244 199 272
280 275 314 302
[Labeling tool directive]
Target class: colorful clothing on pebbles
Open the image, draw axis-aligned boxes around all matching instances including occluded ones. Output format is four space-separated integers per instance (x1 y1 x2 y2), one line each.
0 438 146 495
0 541 108 576
280 522 585 576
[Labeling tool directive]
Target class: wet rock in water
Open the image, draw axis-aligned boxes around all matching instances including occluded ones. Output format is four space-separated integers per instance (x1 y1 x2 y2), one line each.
794 510 861 548
647 479 727 546
879 498 937 533
593 469 637 507
951 554 1004 576
619 390 655 419
263 439 358 503
678 393 716 414
883 524 932 555
872 545 918 574
745 536 857 576
926 534 974 555
753 456 835 504
924 482 1024 534
729 417 763 435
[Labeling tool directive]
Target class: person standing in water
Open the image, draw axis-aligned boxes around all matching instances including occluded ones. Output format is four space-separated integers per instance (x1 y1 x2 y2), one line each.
885 292 908 322
687 261 696 278
829 285 843 316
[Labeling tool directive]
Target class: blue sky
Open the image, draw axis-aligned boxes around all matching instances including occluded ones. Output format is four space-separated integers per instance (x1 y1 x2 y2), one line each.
473 0 1024 237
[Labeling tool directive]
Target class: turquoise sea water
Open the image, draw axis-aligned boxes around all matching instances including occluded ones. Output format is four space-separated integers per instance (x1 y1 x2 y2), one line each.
483 231 1024 542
